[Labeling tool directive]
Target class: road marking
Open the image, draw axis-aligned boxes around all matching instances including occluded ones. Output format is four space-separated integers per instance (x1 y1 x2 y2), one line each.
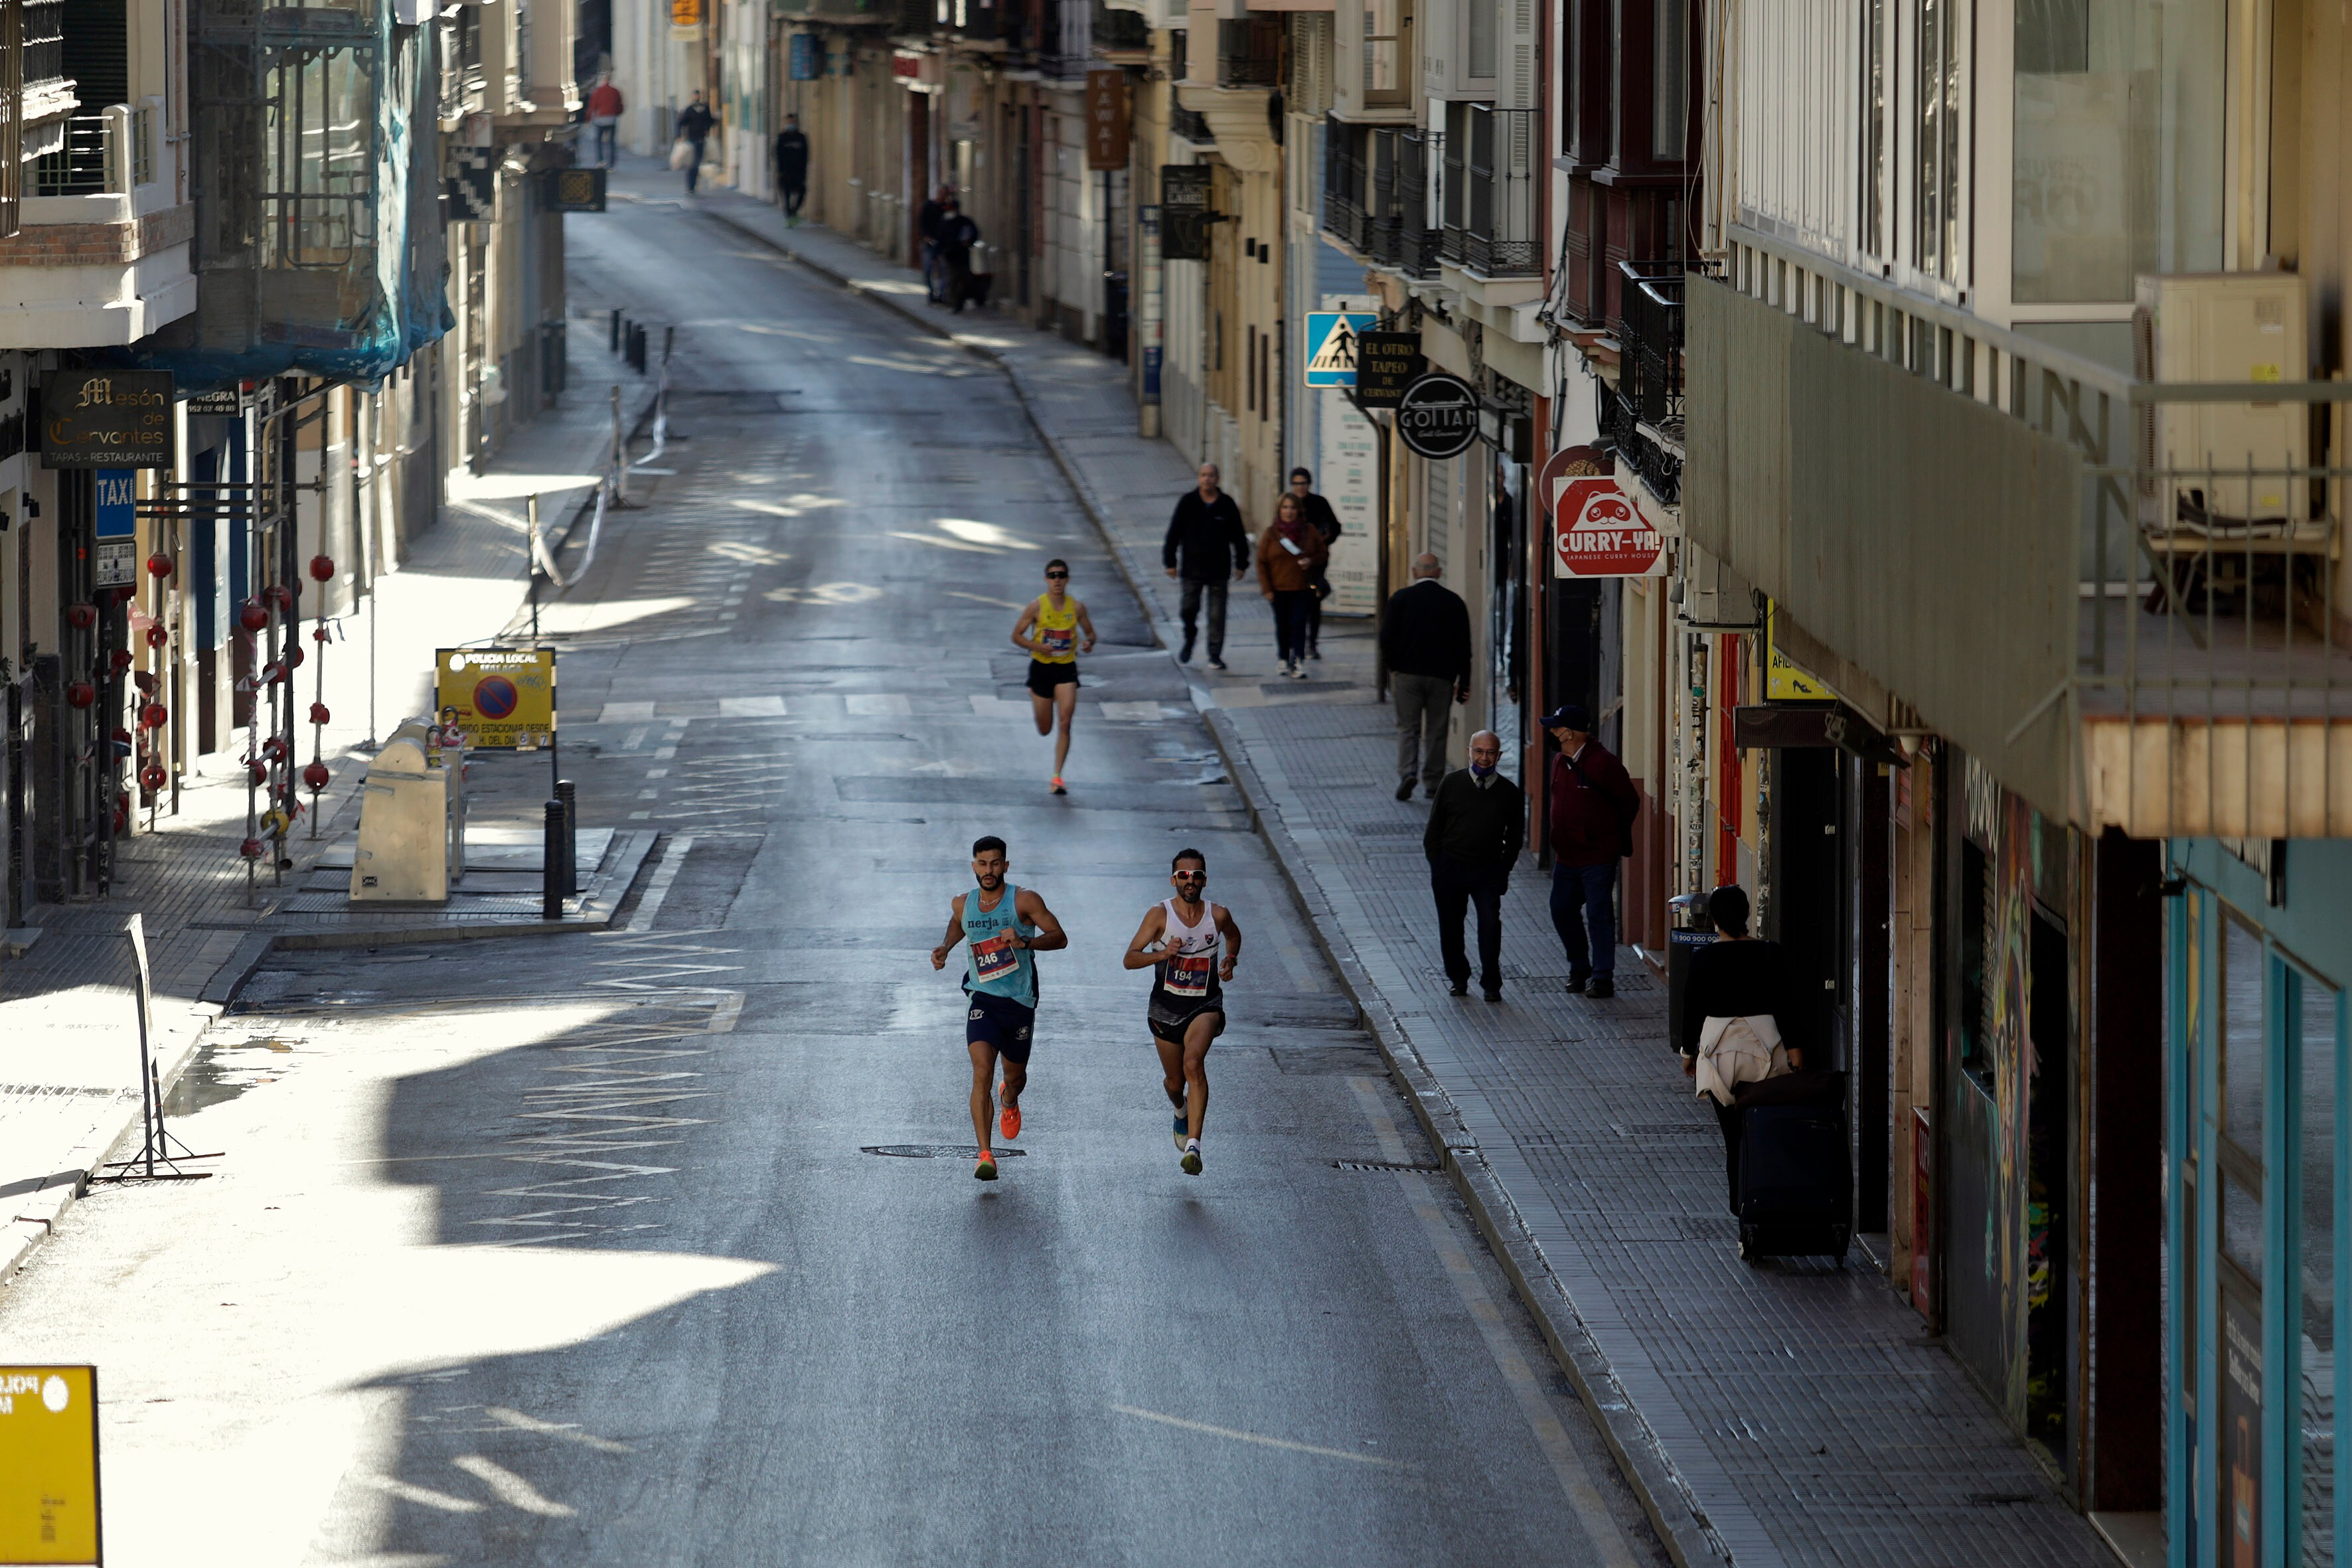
451 1454 577 1518
846 693 912 716
718 694 785 717
944 589 1028 611
626 835 696 932
1346 1076 1645 1568
598 701 658 724
483 1406 635 1453
357 1472 485 1514
1109 1404 1416 1469
1099 701 1168 721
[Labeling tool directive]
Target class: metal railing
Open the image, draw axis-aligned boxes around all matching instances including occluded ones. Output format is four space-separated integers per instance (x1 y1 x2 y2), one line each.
1611 260 1687 504
1398 128 1441 275
1443 105 1536 277
23 0 62 90
1320 121 1374 256
1170 104 1213 145
33 114 122 196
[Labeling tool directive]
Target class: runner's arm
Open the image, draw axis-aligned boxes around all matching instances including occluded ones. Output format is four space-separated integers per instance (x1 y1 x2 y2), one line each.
929 894 967 971
1009 603 1041 656
1075 600 1097 653
1121 906 1169 969
1012 889 1069 951
1213 904 1243 980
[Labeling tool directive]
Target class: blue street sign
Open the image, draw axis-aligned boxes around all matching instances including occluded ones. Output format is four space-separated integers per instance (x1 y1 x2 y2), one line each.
1303 311 1377 388
95 469 135 538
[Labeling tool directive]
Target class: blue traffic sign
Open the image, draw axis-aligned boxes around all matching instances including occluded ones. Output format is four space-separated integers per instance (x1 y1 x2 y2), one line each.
1303 311 1378 388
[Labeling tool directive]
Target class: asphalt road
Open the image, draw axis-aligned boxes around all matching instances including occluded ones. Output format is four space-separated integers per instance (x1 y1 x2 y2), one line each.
0 189 1670 1568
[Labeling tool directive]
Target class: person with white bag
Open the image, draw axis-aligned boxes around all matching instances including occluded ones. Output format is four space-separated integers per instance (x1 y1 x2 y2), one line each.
1678 884 1805 1210
673 94 715 193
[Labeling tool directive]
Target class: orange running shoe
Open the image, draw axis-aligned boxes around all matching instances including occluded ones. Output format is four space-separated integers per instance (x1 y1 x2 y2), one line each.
1000 1099 1022 1141
974 1149 999 1181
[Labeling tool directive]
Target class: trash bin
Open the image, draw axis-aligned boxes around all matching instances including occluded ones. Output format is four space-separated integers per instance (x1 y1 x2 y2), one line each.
1666 892 1716 1056
351 724 455 902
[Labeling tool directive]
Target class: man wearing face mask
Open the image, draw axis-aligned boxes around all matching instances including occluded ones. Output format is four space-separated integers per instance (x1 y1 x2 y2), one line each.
1423 730 1525 1002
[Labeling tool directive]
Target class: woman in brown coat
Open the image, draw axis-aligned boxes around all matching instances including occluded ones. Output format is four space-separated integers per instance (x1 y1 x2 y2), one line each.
1256 492 1330 678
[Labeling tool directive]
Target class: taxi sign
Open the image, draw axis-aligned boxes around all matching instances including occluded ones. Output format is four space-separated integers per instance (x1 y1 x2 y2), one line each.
0 1366 101 1565
435 648 556 749
1554 474 1666 577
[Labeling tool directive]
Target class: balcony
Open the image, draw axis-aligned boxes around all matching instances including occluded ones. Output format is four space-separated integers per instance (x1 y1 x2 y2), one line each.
1320 121 1373 256
0 103 194 347
1686 228 2352 841
1608 260 1684 502
1441 106 1535 278
1215 16 1280 88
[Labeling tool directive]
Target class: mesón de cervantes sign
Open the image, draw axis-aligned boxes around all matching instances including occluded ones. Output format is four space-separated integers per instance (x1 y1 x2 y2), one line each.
43 370 176 469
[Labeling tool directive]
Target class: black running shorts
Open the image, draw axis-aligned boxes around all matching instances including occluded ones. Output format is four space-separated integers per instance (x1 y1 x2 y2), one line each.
966 990 1036 1063
1026 660 1079 696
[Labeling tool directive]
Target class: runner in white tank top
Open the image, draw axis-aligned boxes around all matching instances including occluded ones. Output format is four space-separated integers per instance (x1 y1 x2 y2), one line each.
1121 846 1244 1175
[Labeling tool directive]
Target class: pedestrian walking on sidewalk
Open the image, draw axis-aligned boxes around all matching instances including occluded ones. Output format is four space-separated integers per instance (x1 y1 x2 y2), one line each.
918 185 953 302
1381 554 1470 800
586 76 624 168
936 202 982 313
1164 463 1250 670
1011 559 1095 795
930 835 1069 1182
1425 730 1524 1001
674 94 716 194
775 114 810 222
1287 467 1342 659
1257 493 1329 680
1679 884 1803 1210
1543 703 1639 999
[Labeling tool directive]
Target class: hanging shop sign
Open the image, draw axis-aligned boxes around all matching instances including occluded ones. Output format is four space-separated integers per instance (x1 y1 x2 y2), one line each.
789 34 821 80
1086 70 1131 170
1553 473 1666 577
1302 309 1376 388
0 1366 102 1565
446 148 497 224
93 469 136 588
544 167 607 212
42 370 175 469
436 648 556 750
1160 166 1213 262
1352 331 1423 408
1764 601 1838 702
668 0 702 30
1394 371 1479 459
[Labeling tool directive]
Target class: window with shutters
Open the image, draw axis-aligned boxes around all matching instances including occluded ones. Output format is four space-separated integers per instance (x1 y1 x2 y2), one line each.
1652 0 1684 159
0 0 21 238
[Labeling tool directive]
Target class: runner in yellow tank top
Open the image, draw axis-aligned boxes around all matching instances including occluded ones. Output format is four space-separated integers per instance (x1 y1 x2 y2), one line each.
1010 558 1096 794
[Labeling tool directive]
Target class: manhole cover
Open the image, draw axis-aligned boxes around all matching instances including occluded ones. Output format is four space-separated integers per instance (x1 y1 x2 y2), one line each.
862 1144 1028 1159
1332 1159 1442 1174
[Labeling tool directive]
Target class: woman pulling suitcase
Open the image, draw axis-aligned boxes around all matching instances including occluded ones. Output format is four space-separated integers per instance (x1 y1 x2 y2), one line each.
1678 885 1800 1209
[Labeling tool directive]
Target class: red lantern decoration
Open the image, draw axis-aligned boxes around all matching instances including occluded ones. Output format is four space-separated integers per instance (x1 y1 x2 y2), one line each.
261 662 287 686
138 702 167 730
112 797 129 834
284 645 305 669
133 671 156 694
239 837 265 860
239 599 270 632
302 761 331 791
143 623 168 649
309 554 335 582
65 680 95 708
109 649 133 674
262 736 289 761
312 626 330 643
262 584 294 611
107 585 136 606
66 603 98 631
112 726 132 745
140 763 168 792
145 552 173 579
247 759 268 784
309 701 331 725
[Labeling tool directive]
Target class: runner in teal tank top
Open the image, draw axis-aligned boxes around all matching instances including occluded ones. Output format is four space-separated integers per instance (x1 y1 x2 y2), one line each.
931 834 1067 1180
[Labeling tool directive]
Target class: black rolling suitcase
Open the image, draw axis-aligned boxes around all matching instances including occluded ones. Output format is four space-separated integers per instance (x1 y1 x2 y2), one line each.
1735 1096 1851 1262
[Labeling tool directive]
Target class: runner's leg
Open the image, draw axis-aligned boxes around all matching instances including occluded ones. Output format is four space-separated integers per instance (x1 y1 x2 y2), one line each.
969 1039 1002 1151
1052 680 1077 776
1181 1012 1219 1140
1030 689 1054 737
1000 1054 1027 1110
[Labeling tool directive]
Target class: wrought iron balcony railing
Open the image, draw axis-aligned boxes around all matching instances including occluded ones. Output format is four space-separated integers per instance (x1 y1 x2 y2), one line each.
1616 260 1684 435
1444 105 1535 277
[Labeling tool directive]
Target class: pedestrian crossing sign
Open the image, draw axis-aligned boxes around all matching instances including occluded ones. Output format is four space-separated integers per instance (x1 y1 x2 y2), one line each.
1303 310 1377 388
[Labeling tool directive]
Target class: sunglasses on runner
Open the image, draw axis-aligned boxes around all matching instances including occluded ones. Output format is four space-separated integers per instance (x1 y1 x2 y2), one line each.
1045 570 1069 579
1172 870 1206 881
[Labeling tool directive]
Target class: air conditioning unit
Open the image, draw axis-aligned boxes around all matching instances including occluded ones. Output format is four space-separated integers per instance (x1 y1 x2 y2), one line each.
2133 272 2310 535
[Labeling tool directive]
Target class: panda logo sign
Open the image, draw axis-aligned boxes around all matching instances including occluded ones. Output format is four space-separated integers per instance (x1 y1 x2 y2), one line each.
1554 475 1665 578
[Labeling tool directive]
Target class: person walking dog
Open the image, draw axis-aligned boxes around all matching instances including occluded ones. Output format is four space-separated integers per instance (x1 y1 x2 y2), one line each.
1424 730 1524 1002
1380 554 1469 800
1543 703 1638 998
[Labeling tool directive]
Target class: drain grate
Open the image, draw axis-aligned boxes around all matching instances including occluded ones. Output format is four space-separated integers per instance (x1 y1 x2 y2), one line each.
1332 1158 1443 1174
862 1144 1028 1159
1614 1123 1715 1137
1966 1492 2041 1508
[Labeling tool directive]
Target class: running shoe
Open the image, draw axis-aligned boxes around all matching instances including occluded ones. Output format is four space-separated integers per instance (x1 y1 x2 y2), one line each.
975 1149 999 1181
1000 1099 1022 1141
1050 776 1067 795
1181 1139 1204 1176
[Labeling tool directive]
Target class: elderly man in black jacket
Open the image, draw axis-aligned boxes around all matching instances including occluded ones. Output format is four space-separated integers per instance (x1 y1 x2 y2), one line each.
1425 730 1524 1001
1163 463 1250 670
1381 553 1471 799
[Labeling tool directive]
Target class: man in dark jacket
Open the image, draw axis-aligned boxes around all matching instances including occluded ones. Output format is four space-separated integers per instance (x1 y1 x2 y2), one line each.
775 115 810 221
676 94 716 194
1425 730 1524 1001
1288 467 1342 659
936 203 981 313
917 184 953 301
1381 554 1470 800
1543 702 1639 998
1163 463 1250 669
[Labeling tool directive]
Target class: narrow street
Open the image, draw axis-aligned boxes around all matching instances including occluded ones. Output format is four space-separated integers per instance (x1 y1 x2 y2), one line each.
0 189 1668 1567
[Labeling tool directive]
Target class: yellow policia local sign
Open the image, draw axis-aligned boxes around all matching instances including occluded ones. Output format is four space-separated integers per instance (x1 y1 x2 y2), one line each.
1764 602 1839 703
435 648 556 750
0 1366 102 1565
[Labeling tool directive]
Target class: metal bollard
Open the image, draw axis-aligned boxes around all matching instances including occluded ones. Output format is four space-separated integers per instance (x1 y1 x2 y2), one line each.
556 778 578 896
663 324 675 364
610 309 623 354
542 799 566 919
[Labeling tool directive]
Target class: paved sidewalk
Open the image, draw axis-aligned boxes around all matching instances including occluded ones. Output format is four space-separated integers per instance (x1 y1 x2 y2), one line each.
1 353 659 1284
689 182 2124 1568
